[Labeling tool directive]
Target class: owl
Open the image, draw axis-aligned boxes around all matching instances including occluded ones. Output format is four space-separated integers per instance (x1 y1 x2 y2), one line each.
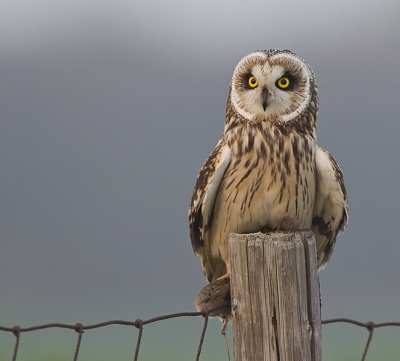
189 49 348 284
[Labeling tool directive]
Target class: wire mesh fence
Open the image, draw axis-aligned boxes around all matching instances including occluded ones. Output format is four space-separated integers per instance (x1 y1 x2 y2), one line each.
1 304 399 361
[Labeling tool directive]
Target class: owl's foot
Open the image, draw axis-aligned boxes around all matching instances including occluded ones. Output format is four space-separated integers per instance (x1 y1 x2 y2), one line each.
216 271 230 282
216 259 230 282
277 216 294 232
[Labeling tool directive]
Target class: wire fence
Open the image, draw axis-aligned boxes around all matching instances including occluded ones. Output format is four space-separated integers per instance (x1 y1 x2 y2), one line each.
1 305 399 361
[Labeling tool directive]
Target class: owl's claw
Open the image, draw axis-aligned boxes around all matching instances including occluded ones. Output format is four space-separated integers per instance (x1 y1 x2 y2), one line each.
216 260 230 282
277 216 294 232
216 271 231 281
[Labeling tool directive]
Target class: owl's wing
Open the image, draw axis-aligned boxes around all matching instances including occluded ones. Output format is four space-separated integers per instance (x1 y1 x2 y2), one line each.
189 138 231 281
312 147 348 269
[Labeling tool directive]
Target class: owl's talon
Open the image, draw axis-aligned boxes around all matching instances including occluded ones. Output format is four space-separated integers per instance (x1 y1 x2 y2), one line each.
277 216 294 232
216 272 230 282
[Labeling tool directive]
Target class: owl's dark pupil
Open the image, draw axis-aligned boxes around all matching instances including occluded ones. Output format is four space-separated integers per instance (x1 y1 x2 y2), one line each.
250 78 256 84
281 79 287 85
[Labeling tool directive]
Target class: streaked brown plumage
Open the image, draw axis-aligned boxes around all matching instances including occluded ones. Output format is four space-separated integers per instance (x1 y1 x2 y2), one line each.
189 49 348 284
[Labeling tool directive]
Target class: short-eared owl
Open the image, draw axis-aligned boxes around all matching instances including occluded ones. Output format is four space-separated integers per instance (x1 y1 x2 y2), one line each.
189 49 348 283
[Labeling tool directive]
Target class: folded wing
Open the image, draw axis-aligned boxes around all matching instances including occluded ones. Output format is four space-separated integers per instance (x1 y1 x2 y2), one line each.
313 147 348 269
189 139 231 281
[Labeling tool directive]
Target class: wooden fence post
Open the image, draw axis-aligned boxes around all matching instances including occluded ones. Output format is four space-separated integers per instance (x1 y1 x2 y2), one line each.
228 231 321 361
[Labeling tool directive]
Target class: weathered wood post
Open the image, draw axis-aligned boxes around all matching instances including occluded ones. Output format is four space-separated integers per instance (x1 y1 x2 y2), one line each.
228 231 321 361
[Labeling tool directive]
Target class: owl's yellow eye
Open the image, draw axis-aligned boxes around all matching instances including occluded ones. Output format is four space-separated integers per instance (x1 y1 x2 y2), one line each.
248 76 258 88
276 76 290 89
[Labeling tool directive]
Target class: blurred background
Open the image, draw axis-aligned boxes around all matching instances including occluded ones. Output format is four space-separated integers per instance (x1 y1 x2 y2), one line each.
1 0 399 360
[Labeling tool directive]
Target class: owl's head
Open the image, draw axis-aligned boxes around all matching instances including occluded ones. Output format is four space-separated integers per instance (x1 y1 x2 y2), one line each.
229 49 317 124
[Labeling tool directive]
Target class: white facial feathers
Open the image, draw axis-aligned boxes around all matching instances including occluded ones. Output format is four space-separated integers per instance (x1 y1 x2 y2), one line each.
230 50 314 123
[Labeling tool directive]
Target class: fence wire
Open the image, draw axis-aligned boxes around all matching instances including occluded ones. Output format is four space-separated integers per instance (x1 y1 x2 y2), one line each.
1 307 399 361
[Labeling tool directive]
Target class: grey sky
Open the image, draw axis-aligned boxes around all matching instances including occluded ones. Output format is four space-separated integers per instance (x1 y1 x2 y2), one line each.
1 0 400 360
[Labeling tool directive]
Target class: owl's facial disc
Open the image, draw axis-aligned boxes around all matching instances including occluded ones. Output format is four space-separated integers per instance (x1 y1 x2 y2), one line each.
230 51 313 123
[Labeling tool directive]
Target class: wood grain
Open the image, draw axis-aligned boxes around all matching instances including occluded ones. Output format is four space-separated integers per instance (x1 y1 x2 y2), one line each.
229 231 321 361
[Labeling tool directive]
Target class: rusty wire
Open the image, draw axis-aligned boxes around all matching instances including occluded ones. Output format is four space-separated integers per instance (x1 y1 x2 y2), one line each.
0 305 224 361
1 310 399 361
321 318 400 361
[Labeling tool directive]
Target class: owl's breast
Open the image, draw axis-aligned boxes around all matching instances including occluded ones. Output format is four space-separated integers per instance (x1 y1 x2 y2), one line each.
209 141 316 258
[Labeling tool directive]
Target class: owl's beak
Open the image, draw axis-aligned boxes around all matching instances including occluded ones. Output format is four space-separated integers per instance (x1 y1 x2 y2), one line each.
261 88 269 111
